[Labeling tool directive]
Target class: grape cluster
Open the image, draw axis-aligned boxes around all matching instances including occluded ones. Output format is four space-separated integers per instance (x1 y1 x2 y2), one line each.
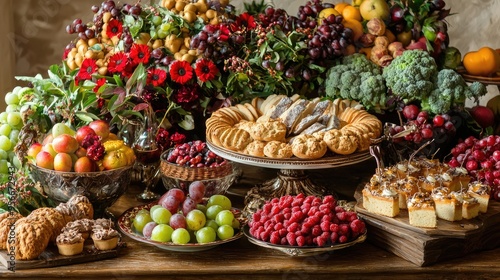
165 140 227 168
133 182 239 244
190 24 237 63
65 18 96 40
447 135 500 201
249 194 366 247
388 105 456 145
258 7 294 31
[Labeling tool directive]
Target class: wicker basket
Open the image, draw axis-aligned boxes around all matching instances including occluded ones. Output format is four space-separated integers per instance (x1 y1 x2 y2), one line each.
159 151 234 181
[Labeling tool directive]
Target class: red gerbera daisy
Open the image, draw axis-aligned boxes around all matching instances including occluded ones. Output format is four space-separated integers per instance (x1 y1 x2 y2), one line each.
93 78 106 93
147 68 167 87
108 52 128 74
77 58 98 80
217 24 230 41
106 19 123 38
235 13 256 31
170 60 193 84
129 43 151 65
195 59 218 82
121 60 137 78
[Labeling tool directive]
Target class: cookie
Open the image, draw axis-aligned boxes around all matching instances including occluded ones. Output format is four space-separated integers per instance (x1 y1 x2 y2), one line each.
291 134 328 159
324 129 358 155
249 120 287 142
244 140 267 157
263 141 293 159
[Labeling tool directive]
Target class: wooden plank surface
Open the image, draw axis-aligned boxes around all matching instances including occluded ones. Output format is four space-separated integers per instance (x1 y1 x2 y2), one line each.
0 161 500 279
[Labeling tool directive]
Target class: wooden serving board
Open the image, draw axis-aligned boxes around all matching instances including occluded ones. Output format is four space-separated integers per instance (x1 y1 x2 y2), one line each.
355 191 500 266
0 241 125 270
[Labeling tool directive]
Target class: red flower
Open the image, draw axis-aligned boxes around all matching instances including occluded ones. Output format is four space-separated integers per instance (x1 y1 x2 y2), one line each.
147 68 167 87
77 58 98 80
121 61 137 78
234 13 256 31
108 52 128 74
129 43 151 65
217 24 230 41
173 84 200 104
170 60 193 84
195 59 218 82
106 19 123 38
170 132 187 146
93 78 106 93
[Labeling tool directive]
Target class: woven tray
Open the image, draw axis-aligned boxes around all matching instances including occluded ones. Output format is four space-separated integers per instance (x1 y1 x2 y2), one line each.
159 159 233 181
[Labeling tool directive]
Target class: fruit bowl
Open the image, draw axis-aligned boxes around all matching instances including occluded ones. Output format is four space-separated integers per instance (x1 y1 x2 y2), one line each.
159 150 239 197
29 164 133 217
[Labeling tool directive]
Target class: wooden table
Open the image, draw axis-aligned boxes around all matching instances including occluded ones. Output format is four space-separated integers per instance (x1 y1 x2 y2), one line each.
2 160 500 279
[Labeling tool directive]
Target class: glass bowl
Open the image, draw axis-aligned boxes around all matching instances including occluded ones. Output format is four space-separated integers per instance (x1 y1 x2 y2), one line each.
159 151 239 197
29 164 133 217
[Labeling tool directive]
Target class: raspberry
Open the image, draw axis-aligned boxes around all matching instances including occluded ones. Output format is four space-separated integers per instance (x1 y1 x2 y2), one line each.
305 236 314 246
304 196 314 204
274 222 284 231
270 231 280 244
287 222 299 233
338 235 348 243
330 232 339 243
284 212 291 220
292 206 301 213
319 204 332 215
336 211 347 222
311 197 322 206
320 221 330 232
301 203 311 212
307 206 319 216
282 207 291 214
335 206 345 213
270 197 279 204
260 229 271 241
263 203 272 214
320 231 330 242
86 143 105 161
330 223 339 233
316 236 327 247
271 205 281 215
322 195 336 205
252 212 261 222
279 228 287 237
311 225 322 237
273 213 284 223
295 230 302 237
286 232 297 246
339 224 350 236
264 220 274 229
350 219 366 234
296 235 306 246
346 211 358 222
281 237 288 245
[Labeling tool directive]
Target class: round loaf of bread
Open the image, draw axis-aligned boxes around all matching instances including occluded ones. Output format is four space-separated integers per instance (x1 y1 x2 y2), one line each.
12 217 51 260
263 141 293 159
323 129 358 155
291 134 327 159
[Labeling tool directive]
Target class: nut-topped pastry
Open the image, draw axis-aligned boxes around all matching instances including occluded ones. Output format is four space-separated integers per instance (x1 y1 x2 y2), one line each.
407 192 437 228
467 181 490 213
431 187 463 222
362 182 400 217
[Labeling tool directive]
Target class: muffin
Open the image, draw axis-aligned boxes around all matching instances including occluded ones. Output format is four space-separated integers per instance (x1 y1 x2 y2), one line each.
56 229 85 256
91 225 120 250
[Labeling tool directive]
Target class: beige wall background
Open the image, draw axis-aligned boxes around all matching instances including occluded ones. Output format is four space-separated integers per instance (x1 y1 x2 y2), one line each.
1 0 499 110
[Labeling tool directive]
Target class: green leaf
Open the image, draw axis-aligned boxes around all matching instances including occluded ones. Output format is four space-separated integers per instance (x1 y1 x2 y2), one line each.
126 63 147 91
75 112 98 122
178 114 195 130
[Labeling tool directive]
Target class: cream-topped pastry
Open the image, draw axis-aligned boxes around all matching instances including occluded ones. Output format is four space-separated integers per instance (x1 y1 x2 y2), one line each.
431 187 462 222
467 181 490 213
407 192 437 228
56 229 85 256
362 182 399 218
63 218 94 239
91 225 120 250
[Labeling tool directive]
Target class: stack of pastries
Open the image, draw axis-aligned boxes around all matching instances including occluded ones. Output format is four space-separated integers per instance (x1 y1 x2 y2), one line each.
362 158 491 228
206 94 382 159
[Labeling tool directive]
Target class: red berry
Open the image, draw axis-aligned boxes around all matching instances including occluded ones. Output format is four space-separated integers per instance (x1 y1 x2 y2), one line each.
492 150 500 162
433 115 445 127
420 128 433 139
402 104 420 120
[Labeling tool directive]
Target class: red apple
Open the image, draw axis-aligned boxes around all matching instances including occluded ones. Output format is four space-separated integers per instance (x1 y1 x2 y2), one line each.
52 134 79 154
36 151 54 170
89 120 110 139
469 105 495 129
53 153 73 172
75 125 97 145
27 143 43 159
74 156 95 172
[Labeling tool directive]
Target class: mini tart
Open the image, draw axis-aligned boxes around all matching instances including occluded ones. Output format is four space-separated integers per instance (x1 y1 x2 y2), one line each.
56 229 85 256
92 226 120 250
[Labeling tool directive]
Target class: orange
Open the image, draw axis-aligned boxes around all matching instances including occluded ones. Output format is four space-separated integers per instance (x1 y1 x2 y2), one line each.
342 18 364 42
344 44 356 55
334 2 350 14
342 5 362 22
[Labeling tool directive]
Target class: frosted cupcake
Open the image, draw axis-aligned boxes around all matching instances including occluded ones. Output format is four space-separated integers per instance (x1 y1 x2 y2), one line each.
63 219 94 239
91 225 120 250
56 229 85 256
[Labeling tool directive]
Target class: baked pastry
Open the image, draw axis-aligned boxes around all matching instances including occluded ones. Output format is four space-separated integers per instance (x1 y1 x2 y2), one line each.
91 225 120 250
67 195 94 219
431 187 463 222
55 202 76 224
28 207 66 243
393 176 418 210
362 184 399 217
323 129 358 155
263 141 293 159
11 217 51 260
459 192 480 219
0 211 23 250
467 181 490 213
219 128 252 151
244 140 266 157
249 119 287 142
291 134 327 159
56 229 85 256
419 174 441 192
63 218 95 239
407 192 437 228
93 218 115 229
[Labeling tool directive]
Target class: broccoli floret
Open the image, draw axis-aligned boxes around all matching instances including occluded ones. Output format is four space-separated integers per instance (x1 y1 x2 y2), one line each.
420 69 488 115
382 50 438 102
324 54 387 111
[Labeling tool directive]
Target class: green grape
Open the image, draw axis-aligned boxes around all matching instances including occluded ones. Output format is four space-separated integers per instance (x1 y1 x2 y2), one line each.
0 136 12 151
207 195 232 210
149 205 163 215
195 226 216 243
7 112 22 127
9 129 19 145
151 207 172 224
12 155 21 169
157 29 167 39
185 209 206 231
133 212 153 233
0 150 7 160
0 112 7 124
0 124 11 136
4 92 19 106
171 228 190 244
215 210 234 227
151 224 174 243
0 160 8 174
5 105 19 113
196 204 207 214
206 205 223 220
231 218 241 229
205 219 219 231
152 15 162 26
217 224 234 240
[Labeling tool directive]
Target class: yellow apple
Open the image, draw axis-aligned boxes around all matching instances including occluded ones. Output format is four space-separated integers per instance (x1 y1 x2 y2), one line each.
359 0 389 21
351 0 364 8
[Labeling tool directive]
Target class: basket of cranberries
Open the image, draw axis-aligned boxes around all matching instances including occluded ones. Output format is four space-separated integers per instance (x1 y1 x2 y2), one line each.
160 141 238 196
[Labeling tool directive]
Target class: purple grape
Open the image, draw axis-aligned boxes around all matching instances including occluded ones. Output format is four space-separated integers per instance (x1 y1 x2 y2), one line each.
142 221 157 238
182 197 197 215
189 181 206 203
169 213 187 230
